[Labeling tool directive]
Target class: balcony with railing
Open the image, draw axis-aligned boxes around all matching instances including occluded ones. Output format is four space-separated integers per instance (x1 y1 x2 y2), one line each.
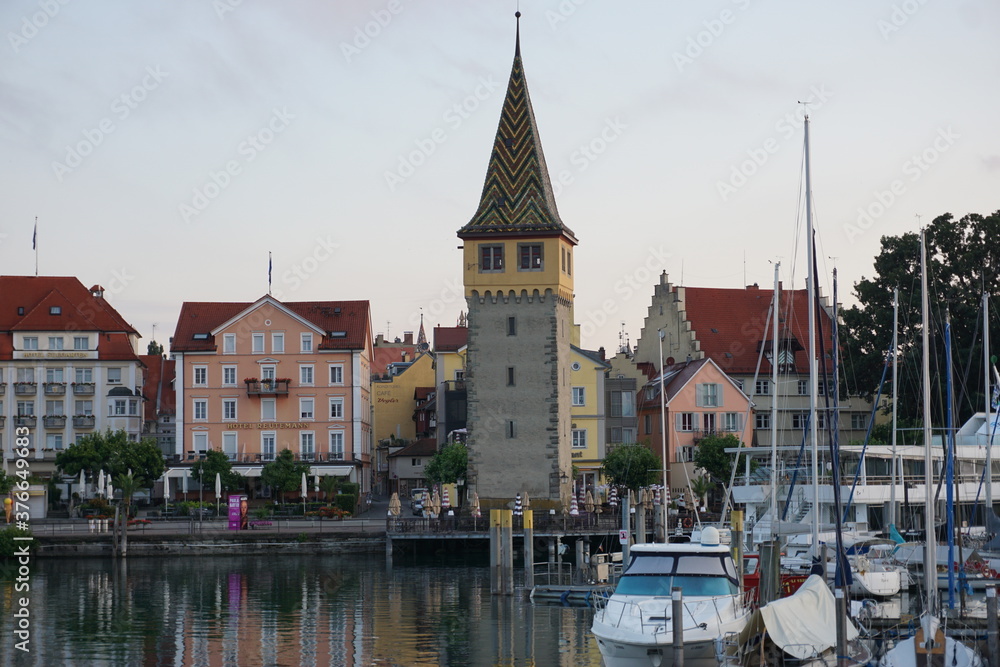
245 378 291 397
73 415 96 429
44 382 67 396
43 415 67 428
14 415 37 427
14 382 37 396
72 382 96 395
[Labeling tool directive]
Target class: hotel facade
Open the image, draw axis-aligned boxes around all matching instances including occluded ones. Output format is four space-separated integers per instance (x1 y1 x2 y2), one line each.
170 295 373 491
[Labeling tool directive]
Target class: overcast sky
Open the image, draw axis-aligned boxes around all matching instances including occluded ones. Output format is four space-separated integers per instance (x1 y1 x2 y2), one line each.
2 1 997 354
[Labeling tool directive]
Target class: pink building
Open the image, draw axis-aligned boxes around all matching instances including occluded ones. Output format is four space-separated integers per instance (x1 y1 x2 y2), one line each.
171 295 373 492
636 357 753 498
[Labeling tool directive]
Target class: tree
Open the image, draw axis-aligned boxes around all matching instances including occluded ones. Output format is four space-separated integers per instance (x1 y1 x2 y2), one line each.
692 434 750 484
56 430 165 488
260 449 311 503
689 475 713 509
147 340 164 356
423 442 467 486
319 476 340 501
191 450 245 492
841 211 1000 426
113 471 146 513
0 470 15 495
600 444 661 493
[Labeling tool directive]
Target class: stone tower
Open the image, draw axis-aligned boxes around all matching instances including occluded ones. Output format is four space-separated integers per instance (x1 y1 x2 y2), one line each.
457 15 577 505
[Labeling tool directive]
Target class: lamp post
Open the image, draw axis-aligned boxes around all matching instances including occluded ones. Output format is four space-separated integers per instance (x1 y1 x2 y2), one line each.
657 329 669 540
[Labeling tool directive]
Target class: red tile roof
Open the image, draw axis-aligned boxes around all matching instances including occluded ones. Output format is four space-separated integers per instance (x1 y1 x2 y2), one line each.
371 345 416 375
680 285 833 374
171 297 371 353
139 354 176 420
0 275 140 360
388 437 439 458
433 326 468 352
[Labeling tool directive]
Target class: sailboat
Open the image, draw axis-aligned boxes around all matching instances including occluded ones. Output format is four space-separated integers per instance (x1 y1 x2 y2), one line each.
877 230 983 667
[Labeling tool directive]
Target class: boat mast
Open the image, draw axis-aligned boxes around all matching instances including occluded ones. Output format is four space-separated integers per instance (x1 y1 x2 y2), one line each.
771 263 780 531
984 292 992 513
920 229 936 618
890 288 899 530
945 308 956 609
804 114 820 554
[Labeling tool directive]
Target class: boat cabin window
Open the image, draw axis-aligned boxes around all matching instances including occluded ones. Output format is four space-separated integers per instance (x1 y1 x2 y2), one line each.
615 552 738 597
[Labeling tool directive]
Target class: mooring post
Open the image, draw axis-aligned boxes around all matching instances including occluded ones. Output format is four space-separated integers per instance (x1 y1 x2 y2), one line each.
731 510 743 591
575 539 585 585
987 586 998 667
635 501 646 545
500 509 513 595
490 509 500 594
672 587 684 667
385 534 393 570
523 510 534 591
835 587 847 667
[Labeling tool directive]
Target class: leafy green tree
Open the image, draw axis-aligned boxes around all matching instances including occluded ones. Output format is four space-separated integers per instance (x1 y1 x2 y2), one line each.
319 476 340 501
147 340 164 356
113 472 145 514
0 471 14 495
600 444 661 493
260 449 311 503
423 442 467 485
56 430 164 488
841 211 1000 426
191 450 245 492
692 434 751 483
689 475 713 509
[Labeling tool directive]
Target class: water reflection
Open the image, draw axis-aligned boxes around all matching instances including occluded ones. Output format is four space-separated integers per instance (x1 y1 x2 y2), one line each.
2 555 604 666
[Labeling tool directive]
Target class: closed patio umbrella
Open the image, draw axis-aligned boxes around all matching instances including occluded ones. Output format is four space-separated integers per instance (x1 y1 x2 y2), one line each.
79 469 86 498
584 490 595 513
98 470 105 497
522 491 530 512
471 492 481 518
442 486 450 510
569 493 579 517
609 486 619 508
388 492 401 517
163 474 170 505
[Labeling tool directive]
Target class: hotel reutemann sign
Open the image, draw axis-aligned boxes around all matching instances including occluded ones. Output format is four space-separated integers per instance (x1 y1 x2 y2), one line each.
230 422 309 430
14 351 98 360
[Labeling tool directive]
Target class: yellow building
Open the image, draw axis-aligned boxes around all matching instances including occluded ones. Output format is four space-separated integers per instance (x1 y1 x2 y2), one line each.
372 353 434 443
569 346 609 494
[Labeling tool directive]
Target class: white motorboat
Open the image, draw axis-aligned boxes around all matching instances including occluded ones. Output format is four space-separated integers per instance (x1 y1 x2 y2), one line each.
591 526 750 667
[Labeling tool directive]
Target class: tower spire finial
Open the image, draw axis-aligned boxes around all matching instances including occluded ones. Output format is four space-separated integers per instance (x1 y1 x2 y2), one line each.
515 9 521 55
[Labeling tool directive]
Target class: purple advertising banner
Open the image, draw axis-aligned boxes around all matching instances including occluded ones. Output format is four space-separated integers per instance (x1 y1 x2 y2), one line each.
228 495 247 530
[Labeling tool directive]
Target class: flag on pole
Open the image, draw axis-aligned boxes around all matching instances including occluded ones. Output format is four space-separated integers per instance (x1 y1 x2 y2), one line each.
32 218 37 250
268 252 272 294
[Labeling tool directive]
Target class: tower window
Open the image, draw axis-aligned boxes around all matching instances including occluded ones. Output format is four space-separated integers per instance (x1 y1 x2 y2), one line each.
506 367 515 386
507 317 516 336
518 244 543 271
506 420 516 438
480 245 504 272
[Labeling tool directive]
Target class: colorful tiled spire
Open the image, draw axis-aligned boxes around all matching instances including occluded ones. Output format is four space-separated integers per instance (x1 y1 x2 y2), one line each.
458 13 576 243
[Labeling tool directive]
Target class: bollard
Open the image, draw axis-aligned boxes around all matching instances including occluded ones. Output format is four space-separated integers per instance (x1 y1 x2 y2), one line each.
575 539 585 585
835 588 847 667
672 587 684 667
987 586 998 667
523 510 534 590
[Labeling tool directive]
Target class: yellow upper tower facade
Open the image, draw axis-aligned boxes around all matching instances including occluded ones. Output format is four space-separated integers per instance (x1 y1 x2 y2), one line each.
457 16 576 305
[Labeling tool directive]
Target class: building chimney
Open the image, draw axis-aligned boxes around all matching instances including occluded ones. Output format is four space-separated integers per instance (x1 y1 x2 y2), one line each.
90 284 105 298
403 332 413 345
598 346 606 361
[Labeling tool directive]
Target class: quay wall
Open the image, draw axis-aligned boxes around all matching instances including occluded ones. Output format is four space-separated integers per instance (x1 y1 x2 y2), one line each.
32 532 385 558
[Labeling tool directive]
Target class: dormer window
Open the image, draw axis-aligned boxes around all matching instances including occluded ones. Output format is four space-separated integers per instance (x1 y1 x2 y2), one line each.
50 306 61 315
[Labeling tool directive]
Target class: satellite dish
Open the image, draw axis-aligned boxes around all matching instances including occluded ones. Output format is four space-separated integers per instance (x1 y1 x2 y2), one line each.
666 357 675 365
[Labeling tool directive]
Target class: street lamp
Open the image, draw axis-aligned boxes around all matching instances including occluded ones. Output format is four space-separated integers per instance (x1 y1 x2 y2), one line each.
657 329 669 539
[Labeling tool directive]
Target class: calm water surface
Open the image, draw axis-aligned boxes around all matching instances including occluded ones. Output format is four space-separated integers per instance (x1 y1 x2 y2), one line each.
1 553 604 666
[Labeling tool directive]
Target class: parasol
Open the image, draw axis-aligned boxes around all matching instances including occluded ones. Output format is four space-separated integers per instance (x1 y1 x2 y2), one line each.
442 486 450 509
471 492 481 518
388 492 401 517
569 492 579 516
609 486 619 508
79 469 86 498
513 493 522 517
164 474 170 505
584 490 595 513
430 489 441 517
98 470 105 497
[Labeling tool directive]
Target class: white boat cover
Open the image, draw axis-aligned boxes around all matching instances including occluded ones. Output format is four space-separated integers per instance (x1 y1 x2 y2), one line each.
741 574 859 660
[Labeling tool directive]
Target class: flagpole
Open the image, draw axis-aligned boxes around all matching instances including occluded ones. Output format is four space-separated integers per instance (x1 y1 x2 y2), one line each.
33 217 38 276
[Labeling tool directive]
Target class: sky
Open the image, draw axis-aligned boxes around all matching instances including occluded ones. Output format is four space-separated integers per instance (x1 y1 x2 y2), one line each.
2 0 997 356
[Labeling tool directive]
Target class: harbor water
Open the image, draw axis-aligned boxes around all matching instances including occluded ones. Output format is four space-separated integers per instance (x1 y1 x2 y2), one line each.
1 553 605 666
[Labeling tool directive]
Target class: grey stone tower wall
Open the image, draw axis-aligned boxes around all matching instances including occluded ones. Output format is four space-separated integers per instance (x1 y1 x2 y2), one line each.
465 289 573 502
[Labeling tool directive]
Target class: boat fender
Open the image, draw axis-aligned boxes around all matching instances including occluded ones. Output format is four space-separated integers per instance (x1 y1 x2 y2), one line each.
682 517 693 529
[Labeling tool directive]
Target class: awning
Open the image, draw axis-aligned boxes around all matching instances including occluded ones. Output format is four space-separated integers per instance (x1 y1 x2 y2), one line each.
227 465 354 478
